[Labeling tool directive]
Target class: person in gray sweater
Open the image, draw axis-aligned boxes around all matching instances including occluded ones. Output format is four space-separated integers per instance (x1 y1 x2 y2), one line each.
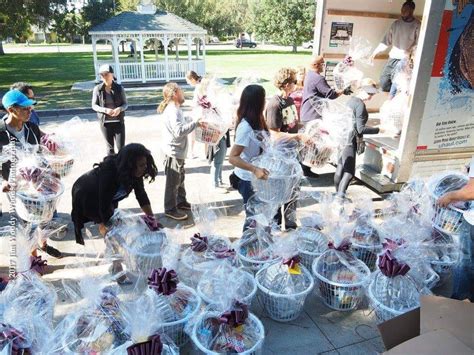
334 79 383 196
158 82 201 220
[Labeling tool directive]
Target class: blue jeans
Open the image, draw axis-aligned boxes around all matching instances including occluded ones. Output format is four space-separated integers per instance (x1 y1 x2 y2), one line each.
451 222 474 301
237 178 255 231
211 137 227 187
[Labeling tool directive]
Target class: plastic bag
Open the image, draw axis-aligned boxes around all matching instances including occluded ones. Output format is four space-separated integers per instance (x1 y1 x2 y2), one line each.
380 94 408 133
300 120 335 168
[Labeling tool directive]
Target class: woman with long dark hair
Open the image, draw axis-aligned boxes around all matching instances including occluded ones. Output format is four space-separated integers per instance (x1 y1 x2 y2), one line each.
71 143 158 283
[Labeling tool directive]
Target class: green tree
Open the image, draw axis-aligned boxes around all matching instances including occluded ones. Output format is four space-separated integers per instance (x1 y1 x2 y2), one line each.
252 0 315 52
118 0 141 12
82 0 116 30
52 10 87 43
0 0 67 55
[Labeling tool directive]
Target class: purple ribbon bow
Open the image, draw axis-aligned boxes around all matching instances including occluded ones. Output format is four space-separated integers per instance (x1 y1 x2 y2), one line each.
283 255 301 269
148 268 179 296
198 95 213 109
29 256 47 276
19 167 42 183
191 233 208 252
141 215 163 232
382 238 406 251
0 323 29 354
126 333 163 355
343 55 354 66
378 250 411 277
213 245 236 259
217 302 249 328
328 238 352 252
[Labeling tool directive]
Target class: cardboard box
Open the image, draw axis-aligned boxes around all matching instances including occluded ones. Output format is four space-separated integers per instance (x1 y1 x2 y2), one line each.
378 295 474 354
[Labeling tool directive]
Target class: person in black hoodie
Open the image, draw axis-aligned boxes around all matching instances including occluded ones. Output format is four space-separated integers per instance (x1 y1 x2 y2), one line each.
334 79 383 196
0 89 62 257
92 64 128 156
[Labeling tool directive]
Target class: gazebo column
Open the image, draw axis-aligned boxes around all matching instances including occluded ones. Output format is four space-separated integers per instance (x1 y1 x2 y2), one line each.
164 34 169 81
92 36 99 81
187 35 192 72
112 35 122 83
195 40 200 59
175 38 179 61
154 38 159 61
139 33 146 83
202 36 206 74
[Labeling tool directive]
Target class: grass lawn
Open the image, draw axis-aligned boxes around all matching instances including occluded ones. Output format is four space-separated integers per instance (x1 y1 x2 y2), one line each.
0 49 312 110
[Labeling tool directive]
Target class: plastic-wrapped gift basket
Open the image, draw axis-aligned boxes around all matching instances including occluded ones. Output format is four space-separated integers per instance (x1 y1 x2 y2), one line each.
146 268 202 347
427 172 472 234
179 233 236 287
367 251 423 323
351 220 382 271
294 227 328 270
194 96 230 146
426 225 460 276
40 133 74 178
106 212 166 277
190 302 265 354
197 262 257 307
379 94 407 133
300 120 334 168
256 257 314 322
15 156 64 224
312 240 371 311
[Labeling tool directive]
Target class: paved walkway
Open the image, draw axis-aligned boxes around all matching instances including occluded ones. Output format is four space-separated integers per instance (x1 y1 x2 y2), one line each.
0 109 391 354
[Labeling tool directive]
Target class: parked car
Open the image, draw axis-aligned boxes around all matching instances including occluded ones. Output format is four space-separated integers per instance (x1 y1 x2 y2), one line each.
302 40 314 49
235 38 257 48
208 36 220 43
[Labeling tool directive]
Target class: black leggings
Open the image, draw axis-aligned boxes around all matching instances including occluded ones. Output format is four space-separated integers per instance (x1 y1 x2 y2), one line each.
100 121 125 156
334 144 356 196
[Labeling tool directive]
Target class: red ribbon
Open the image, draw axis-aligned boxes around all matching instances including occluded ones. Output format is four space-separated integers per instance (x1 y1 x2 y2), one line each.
382 238 406 251
283 255 301 269
126 333 163 355
148 268 178 296
29 256 47 276
378 250 411 277
217 302 249 328
40 134 58 154
191 233 208 252
343 55 354 66
18 167 42 183
140 215 163 231
328 238 352 252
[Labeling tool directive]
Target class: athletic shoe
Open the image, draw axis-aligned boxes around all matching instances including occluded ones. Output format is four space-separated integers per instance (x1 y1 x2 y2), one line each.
40 244 62 258
165 209 188 220
177 202 192 210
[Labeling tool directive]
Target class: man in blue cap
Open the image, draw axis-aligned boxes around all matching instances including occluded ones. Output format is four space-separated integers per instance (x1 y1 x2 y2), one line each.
0 89 62 258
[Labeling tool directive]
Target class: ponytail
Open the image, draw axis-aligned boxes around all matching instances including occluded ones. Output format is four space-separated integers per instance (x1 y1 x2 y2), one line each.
157 82 180 114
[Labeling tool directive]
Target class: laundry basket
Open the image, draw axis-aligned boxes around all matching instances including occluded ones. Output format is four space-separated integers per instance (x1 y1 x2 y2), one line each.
121 231 166 276
236 230 278 274
427 225 460 276
44 154 74 178
295 227 328 270
16 183 64 224
300 139 333 169
255 261 314 322
194 122 227 146
351 222 382 271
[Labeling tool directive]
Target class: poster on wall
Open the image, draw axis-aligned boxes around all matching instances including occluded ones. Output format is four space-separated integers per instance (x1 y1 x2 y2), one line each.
417 0 474 151
329 22 353 47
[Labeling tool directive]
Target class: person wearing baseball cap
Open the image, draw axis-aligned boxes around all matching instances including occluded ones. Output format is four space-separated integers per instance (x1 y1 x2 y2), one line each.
0 89 63 258
92 64 128 156
334 78 384 196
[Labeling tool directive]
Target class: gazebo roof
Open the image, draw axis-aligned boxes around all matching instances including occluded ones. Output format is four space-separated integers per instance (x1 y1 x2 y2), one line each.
89 10 207 34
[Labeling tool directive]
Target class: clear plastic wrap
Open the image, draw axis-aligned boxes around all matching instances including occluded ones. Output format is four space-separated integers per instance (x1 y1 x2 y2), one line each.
144 268 201 347
380 93 408 133
426 225 460 276
293 227 328 270
105 210 167 277
40 132 74 178
197 261 257 307
427 171 472 234
14 153 64 224
368 251 423 323
250 136 302 205
300 120 335 168
350 219 382 271
333 37 372 90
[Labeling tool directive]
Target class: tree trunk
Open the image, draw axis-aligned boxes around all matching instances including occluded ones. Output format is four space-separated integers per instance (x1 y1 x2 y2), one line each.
292 44 297 53
0 40 5 55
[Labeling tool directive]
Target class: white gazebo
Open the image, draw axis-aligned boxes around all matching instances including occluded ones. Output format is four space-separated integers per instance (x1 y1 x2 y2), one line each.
89 1 207 83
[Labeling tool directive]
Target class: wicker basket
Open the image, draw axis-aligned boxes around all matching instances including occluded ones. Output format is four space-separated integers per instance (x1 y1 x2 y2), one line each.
251 155 301 205
295 228 328 270
255 261 314 322
312 251 370 311
194 123 226 146
121 231 166 276
16 184 64 224
367 272 420 323
191 311 264 355
197 269 257 306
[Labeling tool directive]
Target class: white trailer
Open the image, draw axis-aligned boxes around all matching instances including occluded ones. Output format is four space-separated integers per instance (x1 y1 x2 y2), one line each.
313 0 474 192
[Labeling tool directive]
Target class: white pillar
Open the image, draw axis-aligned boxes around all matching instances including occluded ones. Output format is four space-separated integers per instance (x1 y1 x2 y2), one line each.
202 36 206 74
187 35 192 72
195 40 199 59
175 38 179 60
164 34 169 81
154 38 159 61
139 33 146 83
92 36 98 81
112 35 122 83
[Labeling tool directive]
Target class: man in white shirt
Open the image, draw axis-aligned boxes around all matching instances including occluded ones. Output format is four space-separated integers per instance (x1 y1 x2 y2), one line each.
370 0 421 92
437 157 474 301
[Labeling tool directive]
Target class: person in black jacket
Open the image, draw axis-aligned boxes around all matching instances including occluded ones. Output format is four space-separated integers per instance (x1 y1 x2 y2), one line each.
334 79 383 196
0 89 62 258
92 64 128 156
